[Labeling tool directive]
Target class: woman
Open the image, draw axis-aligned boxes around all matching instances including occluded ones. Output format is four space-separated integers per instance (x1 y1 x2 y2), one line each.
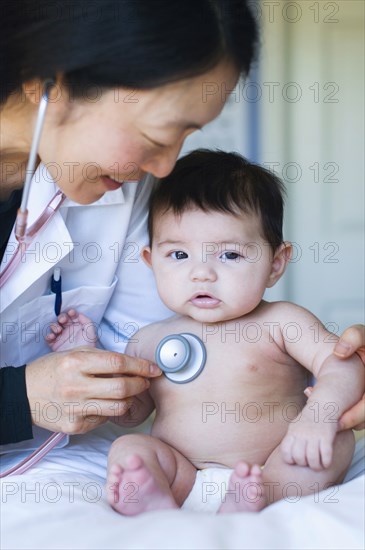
0 0 363 461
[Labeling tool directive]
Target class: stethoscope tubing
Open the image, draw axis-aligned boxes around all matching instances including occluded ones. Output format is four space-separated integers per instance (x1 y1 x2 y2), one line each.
0 432 66 478
0 190 66 287
0 79 68 477
20 80 54 215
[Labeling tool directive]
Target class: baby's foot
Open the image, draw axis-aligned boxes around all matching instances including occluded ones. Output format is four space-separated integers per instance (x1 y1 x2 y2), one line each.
45 309 98 351
106 454 178 516
218 462 267 514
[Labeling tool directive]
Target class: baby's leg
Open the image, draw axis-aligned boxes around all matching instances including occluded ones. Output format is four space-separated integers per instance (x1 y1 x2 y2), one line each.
262 430 355 505
45 309 98 351
106 433 196 516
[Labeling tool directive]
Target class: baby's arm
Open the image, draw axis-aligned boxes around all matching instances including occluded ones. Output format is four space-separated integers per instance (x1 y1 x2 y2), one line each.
276 303 364 470
109 329 156 428
110 389 154 428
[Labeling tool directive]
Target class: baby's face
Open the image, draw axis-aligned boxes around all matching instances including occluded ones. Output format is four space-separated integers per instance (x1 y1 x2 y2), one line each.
145 208 279 323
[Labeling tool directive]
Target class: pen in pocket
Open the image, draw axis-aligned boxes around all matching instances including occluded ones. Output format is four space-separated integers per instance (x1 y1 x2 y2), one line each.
51 267 62 316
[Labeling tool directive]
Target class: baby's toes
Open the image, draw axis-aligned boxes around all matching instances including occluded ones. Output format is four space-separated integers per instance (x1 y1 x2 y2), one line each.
106 464 124 505
250 464 262 477
109 463 124 481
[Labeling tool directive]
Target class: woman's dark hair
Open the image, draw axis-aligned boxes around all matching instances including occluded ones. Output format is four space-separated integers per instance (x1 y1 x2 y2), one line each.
0 0 258 104
148 149 286 253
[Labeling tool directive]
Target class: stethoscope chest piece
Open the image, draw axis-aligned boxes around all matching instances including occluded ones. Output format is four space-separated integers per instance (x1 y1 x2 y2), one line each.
155 333 206 384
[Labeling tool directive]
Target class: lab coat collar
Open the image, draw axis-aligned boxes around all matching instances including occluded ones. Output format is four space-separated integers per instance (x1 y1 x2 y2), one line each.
0 164 136 313
62 186 126 207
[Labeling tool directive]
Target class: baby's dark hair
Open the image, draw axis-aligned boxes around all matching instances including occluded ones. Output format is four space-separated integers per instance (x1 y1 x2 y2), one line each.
147 149 286 253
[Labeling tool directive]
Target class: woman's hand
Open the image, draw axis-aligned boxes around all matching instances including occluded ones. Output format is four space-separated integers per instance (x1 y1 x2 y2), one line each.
334 325 365 431
25 347 161 434
305 324 365 431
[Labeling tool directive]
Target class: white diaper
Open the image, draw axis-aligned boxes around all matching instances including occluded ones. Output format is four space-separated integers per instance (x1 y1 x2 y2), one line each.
182 467 233 513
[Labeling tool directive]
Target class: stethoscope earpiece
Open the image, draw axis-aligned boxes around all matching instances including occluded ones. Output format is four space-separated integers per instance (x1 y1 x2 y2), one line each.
155 333 206 384
43 78 56 99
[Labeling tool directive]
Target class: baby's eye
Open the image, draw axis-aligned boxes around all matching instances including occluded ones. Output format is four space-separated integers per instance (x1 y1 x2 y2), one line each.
171 251 188 260
220 251 241 261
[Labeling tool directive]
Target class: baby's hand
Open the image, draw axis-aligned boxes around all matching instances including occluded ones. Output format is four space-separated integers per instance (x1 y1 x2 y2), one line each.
45 309 98 352
280 411 337 471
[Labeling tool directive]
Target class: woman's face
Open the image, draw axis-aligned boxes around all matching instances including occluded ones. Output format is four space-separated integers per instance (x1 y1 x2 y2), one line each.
37 62 238 204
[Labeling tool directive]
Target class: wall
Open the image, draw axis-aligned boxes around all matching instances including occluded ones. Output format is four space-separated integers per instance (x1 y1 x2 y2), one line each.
182 0 364 335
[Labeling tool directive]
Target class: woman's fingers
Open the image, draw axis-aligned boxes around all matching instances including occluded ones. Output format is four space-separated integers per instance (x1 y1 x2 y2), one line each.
84 375 151 400
334 324 365 363
304 386 313 398
63 347 161 377
305 325 365 432
332 324 365 431
25 349 160 434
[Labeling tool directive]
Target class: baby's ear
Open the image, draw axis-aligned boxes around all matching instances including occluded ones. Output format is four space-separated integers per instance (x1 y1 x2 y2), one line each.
141 246 153 268
266 242 292 288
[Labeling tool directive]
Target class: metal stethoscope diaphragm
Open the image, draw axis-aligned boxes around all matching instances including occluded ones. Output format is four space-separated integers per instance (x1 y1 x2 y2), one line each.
155 333 207 383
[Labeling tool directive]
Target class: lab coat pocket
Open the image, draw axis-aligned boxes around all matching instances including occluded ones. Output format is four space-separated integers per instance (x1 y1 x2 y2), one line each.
18 277 118 364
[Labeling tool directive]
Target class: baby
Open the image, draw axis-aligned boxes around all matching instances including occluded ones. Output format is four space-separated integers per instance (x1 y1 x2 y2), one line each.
46 150 364 515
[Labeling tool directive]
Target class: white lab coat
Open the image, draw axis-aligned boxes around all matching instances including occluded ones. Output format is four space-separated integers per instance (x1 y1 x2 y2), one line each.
0 164 172 453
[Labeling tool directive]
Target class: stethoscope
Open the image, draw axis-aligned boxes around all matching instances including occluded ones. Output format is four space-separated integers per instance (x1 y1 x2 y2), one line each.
156 333 207 383
0 80 207 477
0 79 69 478
0 79 66 288
0 333 207 478
0 79 64 472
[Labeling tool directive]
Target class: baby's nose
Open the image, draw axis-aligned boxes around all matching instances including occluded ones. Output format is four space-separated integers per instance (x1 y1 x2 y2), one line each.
190 264 217 282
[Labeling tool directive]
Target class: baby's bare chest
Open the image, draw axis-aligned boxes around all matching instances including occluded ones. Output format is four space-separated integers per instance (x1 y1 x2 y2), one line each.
149 322 308 409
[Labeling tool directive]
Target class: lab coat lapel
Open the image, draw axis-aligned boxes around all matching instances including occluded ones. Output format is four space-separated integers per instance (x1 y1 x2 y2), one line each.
1 164 128 313
0 165 72 313
62 186 125 208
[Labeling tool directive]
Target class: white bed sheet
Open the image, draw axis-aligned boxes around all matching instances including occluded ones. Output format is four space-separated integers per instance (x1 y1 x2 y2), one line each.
1 423 364 550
